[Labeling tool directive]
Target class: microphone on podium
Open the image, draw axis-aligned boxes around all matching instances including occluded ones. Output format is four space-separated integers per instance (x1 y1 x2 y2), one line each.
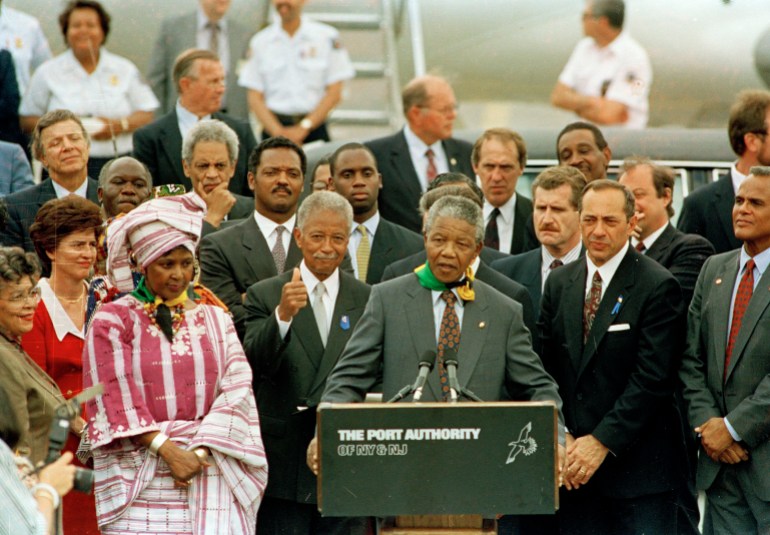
386 350 437 403
443 348 483 403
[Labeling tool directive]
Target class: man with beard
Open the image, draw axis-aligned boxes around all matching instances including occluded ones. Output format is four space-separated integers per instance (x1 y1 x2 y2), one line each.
330 142 423 284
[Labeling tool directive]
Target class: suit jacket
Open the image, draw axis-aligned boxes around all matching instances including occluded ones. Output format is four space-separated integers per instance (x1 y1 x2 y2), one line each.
365 130 474 232
0 141 34 196
132 109 257 196
146 11 251 119
0 336 65 465
200 193 254 237
643 223 715 304
0 49 25 149
505 195 538 255
199 216 303 336
242 270 371 502
538 247 688 498
677 175 740 254
364 217 423 284
381 249 536 336
680 250 770 500
321 274 563 426
2 178 99 251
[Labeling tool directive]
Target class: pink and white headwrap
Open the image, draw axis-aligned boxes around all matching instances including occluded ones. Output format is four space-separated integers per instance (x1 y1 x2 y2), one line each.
106 193 206 292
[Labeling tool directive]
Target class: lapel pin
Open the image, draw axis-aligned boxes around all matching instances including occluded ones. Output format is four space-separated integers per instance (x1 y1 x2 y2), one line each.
340 315 350 330
716 278 722 285
450 157 457 166
479 321 486 329
611 296 623 316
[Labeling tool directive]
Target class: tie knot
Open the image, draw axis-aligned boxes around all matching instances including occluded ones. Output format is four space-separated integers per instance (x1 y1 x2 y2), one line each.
490 207 501 219
745 259 756 274
207 21 219 30
275 225 285 237
441 289 456 306
425 148 435 159
635 241 646 253
592 271 602 283
357 224 367 236
314 282 326 297
549 259 564 270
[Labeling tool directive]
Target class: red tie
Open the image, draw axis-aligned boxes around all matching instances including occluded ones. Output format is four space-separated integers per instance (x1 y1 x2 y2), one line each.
425 149 438 182
725 259 755 379
635 241 646 253
583 271 602 344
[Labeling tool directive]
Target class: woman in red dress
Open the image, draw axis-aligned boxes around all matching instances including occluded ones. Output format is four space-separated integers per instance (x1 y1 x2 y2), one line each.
22 195 103 535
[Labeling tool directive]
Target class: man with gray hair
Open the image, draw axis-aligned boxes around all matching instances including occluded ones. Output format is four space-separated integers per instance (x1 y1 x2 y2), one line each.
242 190 371 534
551 0 652 128
309 194 566 480
182 118 253 233
134 48 256 195
680 165 770 535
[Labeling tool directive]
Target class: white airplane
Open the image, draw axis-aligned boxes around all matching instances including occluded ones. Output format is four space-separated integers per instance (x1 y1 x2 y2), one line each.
11 0 770 132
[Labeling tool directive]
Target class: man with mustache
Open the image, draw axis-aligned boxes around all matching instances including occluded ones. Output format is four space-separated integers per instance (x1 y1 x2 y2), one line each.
492 166 586 314
538 180 688 534
242 190 370 534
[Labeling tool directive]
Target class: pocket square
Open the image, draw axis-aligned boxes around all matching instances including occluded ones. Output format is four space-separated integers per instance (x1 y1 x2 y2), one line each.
608 323 631 332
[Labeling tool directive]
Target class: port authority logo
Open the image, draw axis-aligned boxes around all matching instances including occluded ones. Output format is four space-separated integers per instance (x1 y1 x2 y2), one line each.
506 422 537 464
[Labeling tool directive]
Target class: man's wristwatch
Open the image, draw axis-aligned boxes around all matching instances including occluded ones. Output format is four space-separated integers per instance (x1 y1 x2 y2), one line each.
299 118 313 130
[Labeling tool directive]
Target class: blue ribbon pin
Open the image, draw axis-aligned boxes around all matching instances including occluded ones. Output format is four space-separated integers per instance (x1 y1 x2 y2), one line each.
611 296 623 316
340 315 350 330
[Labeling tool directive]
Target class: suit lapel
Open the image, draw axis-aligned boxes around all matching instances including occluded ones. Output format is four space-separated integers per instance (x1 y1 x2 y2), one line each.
456 290 489 389
709 253 739 379
160 113 186 188
286 235 303 271
442 139 462 171
644 223 674 263
367 220 394 283
713 177 737 248
392 133 423 203
726 256 770 380
510 197 527 254
404 278 440 398
291 302 325 369
579 250 637 377
239 218 279 281
564 260 587 373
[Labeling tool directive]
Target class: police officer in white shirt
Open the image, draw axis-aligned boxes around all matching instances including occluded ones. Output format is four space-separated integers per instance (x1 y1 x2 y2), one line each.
239 0 354 145
551 0 652 129
0 2 51 96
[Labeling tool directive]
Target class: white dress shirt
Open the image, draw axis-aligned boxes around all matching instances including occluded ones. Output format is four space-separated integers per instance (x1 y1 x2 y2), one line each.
541 241 582 291
52 177 88 199
631 221 668 252
585 245 629 301
253 211 295 254
483 194 517 254
176 100 212 140
404 125 449 192
0 6 51 95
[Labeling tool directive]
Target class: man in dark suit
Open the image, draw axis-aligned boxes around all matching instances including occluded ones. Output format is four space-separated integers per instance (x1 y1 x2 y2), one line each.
680 166 770 535
381 182 537 335
619 157 714 303
365 75 473 232
474 128 538 255
539 180 688 534
2 110 99 251
493 166 586 313
556 121 611 183
200 136 306 335
243 191 370 534
679 90 770 253
146 1 251 119
330 142 423 284
308 194 565 475
134 49 257 196
181 119 253 235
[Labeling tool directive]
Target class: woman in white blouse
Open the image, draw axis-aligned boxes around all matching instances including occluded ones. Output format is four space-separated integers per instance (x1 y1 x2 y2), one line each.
20 0 158 177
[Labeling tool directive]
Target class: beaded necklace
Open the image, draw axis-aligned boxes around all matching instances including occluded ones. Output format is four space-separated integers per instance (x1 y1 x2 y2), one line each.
131 277 190 341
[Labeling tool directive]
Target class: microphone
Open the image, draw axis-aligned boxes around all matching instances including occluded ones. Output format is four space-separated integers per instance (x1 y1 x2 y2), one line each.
443 348 461 403
411 350 437 402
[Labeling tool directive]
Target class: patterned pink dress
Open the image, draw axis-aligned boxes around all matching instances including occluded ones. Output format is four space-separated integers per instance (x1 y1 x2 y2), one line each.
83 295 268 534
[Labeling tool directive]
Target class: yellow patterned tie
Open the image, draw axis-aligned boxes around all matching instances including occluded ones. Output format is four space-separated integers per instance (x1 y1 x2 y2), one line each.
356 224 370 282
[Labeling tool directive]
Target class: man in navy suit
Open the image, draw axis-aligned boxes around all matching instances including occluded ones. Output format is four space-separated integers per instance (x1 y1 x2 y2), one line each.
474 128 538 255
134 49 256 196
539 180 688 534
678 89 770 253
619 157 714 303
366 75 473 233
2 109 99 251
329 142 423 284
492 166 586 313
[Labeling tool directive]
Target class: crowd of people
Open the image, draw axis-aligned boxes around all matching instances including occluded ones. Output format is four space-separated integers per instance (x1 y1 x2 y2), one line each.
0 0 768 535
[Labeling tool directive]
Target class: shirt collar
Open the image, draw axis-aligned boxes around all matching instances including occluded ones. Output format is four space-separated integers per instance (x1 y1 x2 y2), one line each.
542 240 582 268
740 244 770 277
470 255 481 275
632 221 669 251
731 163 748 195
51 177 88 199
585 243 629 291
38 279 85 341
431 288 465 309
351 211 380 237
176 99 211 129
253 210 296 238
300 258 340 298
483 195 516 224
197 6 227 31
403 124 442 154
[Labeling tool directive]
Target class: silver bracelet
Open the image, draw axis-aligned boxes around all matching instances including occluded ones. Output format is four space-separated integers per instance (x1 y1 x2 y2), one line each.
148 433 169 456
31 483 60 509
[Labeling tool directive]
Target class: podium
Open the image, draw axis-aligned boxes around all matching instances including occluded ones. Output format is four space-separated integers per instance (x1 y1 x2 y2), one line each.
317 401 558 534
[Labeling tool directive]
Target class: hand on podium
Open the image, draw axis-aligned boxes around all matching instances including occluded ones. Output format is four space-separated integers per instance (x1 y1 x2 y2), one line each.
307 437 319 476
557 443 566 487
